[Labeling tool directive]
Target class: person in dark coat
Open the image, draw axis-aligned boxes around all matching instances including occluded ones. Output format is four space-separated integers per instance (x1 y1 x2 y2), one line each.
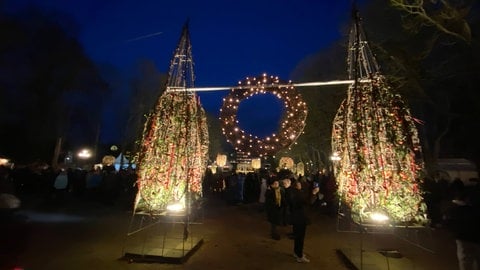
288 180 320 263
265 178 285 240
281 178 294 238
443 187 480 270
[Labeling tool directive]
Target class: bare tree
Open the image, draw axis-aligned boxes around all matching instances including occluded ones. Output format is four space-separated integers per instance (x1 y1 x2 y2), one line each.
390 0 472 43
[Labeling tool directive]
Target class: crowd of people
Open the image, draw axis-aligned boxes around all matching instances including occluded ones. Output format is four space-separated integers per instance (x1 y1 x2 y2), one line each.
0 162 137 211
0 162 137 268
2 161 480 267
202 168 337 263
202 169 337 211
203 168 480 266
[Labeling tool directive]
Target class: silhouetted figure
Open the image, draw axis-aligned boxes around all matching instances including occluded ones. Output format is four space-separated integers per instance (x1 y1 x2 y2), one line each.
235 172 245 204
443 187 480 270
265 178 285 240
225 171 238 204
288 180 320 263
52 169 69 203
243 172 257 203
282 178 294 238
101 168 119 205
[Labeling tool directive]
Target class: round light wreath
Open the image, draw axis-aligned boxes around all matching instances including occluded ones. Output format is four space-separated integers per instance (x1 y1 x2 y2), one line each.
219 73 308 157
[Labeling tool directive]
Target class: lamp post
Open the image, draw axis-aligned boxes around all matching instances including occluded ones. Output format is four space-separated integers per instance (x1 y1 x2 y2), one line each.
210 163 217 174
0 157 10 167
251 158 261 171
77 148 92 169
216 154 227 174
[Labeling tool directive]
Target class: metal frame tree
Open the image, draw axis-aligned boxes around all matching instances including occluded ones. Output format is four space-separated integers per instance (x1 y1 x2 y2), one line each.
331 9 427 224
134 22 209 214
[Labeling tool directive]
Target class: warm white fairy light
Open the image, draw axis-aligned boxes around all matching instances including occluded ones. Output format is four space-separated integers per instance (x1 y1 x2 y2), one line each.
219 73 307 157
331 9 426 225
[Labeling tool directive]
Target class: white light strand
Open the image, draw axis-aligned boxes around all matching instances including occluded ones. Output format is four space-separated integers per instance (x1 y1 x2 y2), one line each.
166 79 372 92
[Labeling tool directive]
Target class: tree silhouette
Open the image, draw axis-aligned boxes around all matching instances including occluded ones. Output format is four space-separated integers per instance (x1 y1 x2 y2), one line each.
0 6 109 163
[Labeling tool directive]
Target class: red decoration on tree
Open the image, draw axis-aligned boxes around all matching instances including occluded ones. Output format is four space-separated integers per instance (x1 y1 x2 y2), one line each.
134 23 209 213
332 10 426 224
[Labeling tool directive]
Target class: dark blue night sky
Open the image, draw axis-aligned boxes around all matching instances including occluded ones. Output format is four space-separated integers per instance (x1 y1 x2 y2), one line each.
5 0 357 142
237 93 284 138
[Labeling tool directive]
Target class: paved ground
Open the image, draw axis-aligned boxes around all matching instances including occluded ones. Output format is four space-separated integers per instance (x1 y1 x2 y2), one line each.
2 195 459 270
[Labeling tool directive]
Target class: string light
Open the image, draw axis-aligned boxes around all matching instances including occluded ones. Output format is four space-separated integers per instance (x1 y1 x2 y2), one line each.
332 75 426 224
134 24 209 213
332 10 426 225
219 74 308 157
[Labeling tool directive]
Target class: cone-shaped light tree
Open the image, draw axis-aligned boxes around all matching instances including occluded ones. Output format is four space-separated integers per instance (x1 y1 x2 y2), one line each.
331 10 426 224
134 22 209 213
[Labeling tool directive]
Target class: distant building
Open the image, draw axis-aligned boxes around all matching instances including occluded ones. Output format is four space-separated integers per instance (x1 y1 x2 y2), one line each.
434 158 479 186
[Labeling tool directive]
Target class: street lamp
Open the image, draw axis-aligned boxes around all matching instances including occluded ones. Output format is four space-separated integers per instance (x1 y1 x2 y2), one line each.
0 157 10 166
216 154 227 173
77 148 93 169
210 164 217 174
78 149 92 159
251 158 261 170
216 154 227 167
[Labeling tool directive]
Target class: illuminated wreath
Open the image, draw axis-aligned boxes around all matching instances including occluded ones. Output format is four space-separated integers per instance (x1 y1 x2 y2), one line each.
219 73 308 157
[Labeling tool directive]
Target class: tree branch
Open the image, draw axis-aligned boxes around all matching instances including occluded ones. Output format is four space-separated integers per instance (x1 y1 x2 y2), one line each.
390 0 471 43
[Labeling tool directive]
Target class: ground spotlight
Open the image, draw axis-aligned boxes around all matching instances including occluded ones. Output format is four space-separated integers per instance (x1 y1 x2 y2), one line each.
166 202 185 213
370 211 389 223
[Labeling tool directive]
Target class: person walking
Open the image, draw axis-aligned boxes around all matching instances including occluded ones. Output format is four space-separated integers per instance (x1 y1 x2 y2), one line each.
289 180 320 263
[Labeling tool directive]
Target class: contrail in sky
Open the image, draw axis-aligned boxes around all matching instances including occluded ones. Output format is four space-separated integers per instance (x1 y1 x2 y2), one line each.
125 31 163 42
